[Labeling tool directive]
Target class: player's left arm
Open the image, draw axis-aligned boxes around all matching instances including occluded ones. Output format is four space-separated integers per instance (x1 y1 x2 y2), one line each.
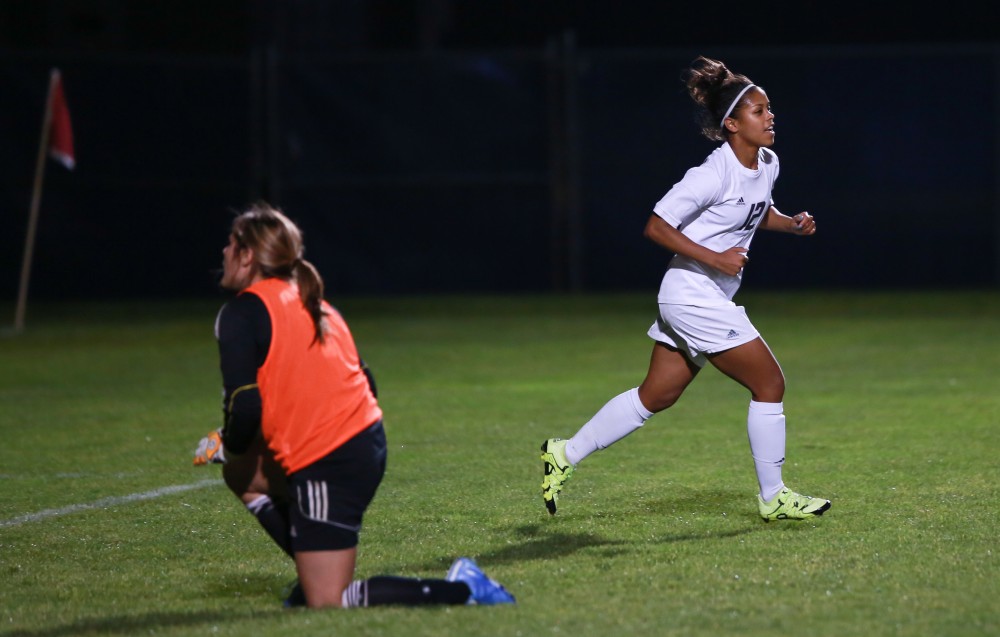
759 206 815 236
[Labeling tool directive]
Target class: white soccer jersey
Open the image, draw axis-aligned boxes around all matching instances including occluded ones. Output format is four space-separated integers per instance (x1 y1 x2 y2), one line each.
652 143 779 306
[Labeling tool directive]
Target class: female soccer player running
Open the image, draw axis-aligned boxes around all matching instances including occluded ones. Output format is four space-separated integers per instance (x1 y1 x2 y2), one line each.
540 56 830 522
207 203 513 608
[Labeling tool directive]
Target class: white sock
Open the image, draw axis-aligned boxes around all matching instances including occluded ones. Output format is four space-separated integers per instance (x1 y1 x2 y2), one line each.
565 388 654 465
747 400 786 502
342 580 366 608
245 494 271 515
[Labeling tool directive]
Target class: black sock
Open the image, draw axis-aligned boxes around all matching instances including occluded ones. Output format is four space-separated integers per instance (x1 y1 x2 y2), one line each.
343 577 471 607
246 495 293 558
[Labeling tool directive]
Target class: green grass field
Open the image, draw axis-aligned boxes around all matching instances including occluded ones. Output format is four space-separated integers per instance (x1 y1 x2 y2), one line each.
1 292 998 637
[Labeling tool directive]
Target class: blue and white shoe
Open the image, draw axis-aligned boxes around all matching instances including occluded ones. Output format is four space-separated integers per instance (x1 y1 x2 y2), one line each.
446 557 515 605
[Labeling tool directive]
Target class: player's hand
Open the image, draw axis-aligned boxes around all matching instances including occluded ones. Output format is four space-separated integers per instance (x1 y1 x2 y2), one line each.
715 247 750 276
791 212 816 235
193 428 226 466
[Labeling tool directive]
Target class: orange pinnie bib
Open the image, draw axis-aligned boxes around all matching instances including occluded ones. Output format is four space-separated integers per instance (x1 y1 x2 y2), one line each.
245 278 382 474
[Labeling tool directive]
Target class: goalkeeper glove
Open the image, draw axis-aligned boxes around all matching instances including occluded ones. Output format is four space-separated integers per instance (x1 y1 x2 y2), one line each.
193 428 226 465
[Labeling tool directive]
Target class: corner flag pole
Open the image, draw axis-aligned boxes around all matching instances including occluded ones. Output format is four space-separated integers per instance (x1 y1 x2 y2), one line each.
13 69 60 333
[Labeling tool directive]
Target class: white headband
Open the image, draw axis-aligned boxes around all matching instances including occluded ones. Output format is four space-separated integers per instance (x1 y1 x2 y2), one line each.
719 84 756 128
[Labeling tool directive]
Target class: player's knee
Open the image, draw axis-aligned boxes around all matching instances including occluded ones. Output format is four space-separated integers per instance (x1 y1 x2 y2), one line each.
306 592 346 609
221 461 248 496
752 375 785 403
222 459 263 501
638 385 682 413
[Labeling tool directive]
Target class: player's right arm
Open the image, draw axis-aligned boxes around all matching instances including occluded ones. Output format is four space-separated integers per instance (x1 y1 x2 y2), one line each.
643 214 748 276
216 293 270 455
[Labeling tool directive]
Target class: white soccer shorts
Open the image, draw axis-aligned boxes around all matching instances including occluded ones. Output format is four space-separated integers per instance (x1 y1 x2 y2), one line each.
647 302 760 368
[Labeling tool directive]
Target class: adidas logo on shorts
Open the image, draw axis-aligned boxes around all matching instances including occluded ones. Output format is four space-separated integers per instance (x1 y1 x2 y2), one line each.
726 329 740 339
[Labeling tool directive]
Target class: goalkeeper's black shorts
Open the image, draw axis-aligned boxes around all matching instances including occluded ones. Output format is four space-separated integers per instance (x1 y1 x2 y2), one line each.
287 420 386 551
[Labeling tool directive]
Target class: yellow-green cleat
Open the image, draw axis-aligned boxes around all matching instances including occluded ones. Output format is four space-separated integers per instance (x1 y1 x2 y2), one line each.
758 486 831 521
540 438 574 515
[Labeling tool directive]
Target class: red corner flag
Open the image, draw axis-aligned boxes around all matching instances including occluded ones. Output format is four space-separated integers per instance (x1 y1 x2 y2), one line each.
48 70 75 170
13 69 76 332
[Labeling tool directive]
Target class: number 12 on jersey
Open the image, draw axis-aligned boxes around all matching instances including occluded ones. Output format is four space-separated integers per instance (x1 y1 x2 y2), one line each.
739 201 767 231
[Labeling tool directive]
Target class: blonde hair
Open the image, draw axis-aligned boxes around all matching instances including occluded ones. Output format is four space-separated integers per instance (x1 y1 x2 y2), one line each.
231 202 327 344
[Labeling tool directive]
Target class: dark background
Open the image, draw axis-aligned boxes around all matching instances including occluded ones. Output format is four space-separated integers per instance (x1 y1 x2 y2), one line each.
1 1 997 301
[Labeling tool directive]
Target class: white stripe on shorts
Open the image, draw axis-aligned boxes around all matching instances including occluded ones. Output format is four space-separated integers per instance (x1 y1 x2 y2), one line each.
307 480 329 522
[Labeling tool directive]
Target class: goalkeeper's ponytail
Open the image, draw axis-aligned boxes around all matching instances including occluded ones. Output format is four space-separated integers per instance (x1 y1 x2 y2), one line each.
231 202 328 345
293 257 326 345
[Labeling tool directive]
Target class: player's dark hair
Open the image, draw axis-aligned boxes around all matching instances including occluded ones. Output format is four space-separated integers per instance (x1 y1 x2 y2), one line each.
683 56 756 141
231 202 327 345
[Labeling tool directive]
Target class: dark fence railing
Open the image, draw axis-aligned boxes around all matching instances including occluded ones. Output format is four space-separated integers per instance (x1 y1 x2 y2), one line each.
2 43 997 301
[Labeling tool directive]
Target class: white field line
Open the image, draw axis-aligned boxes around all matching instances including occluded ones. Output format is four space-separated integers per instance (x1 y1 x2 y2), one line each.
0 478 222 528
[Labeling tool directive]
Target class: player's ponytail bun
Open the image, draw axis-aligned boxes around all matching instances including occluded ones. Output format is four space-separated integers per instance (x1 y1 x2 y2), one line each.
683 56 755 141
